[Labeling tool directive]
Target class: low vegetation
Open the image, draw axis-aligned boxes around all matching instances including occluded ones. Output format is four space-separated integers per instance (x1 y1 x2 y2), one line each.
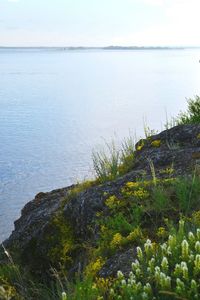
176 95 200 125
65 220 200 300
92 135 135 183
1 96 200 299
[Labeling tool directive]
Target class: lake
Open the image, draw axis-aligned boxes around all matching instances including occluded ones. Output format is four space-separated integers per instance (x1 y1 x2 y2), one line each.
0 48 200 242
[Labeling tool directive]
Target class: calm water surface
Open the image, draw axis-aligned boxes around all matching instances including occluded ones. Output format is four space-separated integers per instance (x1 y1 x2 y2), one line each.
0 49 200 241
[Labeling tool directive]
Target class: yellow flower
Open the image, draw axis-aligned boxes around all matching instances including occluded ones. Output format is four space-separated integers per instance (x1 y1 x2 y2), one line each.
157 227 168 238
110 233 124 248
137 145 143 151
160 167 174 175
197 133 200 139
192 210 200 227
100 225 107 233
96 277 112 292
105 195 122 209
127 227 143 241
132 188 149 199
136 140 145 151
143 180 153 187
85 257 105 276
151 140 161 147
96 211 102 217
163 178 176 184
126 181 140 189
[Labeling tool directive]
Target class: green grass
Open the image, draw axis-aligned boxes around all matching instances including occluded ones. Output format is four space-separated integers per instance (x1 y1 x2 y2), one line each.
92 135 136 183
92 140 121 183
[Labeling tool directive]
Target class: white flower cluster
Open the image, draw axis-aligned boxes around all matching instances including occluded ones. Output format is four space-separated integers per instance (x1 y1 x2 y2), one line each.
111 222 200 299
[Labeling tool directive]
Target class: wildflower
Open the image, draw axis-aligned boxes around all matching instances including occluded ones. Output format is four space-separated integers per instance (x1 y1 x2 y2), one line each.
136 281 142 290
105 195 121 209
157 227 167 238
129 271 135 280
131 187 149 199
197 228 200 239
151 140 161 147
176 278 185 294
192 211 200 227
117 270 124 279
179 219 185 231
155 266 161 284
62 292 67 300
155 266 161 273
96 211 102 217
159 272 166 288
132 259 140 271
161 256 169 273
161 242 168 256
174 264 182 277
110 288 115 296
137 246 143 261
188 231 195 243
148 257 155 274
141 292 148 299
181 239 189 259
100 225 107 233
144 239 153 257
189 254 194 263
165 276 171 289
195 241 200 253
163 178 176 184
136 140 145 151
143 283 152 295
135 267 141 278
96 278 110 291
181 261 188 280
128 278 136 286
127 228 142 242
121 279 126 286
160 167 174 175
194 254 200 273
92 283 97 290
110 233 123 248
168 235 176 250
167 246 172 256
126 181 140 189
93 258 104 273
191 279 198 293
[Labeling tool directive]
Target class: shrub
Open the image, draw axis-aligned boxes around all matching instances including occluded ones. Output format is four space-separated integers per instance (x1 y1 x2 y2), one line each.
176 95 200 125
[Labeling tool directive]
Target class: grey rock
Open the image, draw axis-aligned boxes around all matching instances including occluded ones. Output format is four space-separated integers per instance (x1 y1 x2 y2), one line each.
3 124 200 278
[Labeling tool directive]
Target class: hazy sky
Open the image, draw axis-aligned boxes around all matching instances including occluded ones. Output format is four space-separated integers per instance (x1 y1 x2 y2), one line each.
1 0 200 46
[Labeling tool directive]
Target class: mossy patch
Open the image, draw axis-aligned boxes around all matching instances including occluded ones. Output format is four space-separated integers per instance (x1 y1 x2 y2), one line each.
46 212 77 270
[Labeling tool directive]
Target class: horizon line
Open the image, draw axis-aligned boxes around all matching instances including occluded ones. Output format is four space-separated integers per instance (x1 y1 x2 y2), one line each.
0 45 200 49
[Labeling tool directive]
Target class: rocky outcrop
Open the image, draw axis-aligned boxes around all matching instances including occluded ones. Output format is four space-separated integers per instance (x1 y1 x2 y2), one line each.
134 123 200 175
2 124 200 278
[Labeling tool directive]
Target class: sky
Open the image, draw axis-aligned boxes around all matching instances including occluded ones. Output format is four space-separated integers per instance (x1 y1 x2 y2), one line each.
0 0 200 47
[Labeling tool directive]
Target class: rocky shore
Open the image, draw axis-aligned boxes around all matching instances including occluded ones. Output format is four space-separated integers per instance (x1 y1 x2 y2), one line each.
2 124 200 279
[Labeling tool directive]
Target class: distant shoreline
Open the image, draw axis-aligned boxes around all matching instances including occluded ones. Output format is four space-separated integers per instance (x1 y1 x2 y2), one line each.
0 46 199 51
